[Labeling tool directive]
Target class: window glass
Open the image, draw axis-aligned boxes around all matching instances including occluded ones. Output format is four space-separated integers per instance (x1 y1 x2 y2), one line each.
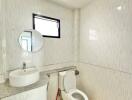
33 14 60 38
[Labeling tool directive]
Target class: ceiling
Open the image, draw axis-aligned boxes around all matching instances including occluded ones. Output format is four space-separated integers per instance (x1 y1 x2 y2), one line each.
49 0 91 9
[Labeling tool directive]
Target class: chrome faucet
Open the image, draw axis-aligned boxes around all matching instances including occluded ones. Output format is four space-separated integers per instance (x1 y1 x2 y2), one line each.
23 62 26 71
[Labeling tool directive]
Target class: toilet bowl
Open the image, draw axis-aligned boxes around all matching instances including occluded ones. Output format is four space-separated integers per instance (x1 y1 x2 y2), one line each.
59 70 88 100
68 89 88 100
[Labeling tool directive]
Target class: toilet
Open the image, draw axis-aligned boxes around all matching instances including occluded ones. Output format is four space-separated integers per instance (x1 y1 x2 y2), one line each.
59 70 88 100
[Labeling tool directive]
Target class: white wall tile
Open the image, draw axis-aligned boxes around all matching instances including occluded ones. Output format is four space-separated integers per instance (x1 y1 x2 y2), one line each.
0 0 3 74
2 0 74 71
79 0 132 99
80 0 132 73
77 63 132 100
0 0 6 74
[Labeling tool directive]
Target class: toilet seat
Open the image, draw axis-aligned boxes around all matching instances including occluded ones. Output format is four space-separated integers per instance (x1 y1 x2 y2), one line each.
68 89 88 100
59 71 88 100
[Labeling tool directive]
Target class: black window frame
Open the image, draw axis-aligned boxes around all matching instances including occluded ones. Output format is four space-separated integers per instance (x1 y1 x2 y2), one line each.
33 13 60 38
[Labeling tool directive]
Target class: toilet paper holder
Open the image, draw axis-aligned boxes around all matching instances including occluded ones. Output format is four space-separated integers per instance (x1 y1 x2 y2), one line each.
75 70 79 76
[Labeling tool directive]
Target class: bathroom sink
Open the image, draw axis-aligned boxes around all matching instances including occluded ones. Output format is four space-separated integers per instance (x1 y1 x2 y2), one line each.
9 68 40 87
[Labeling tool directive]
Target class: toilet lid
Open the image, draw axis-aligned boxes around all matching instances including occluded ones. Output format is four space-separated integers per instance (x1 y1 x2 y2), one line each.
64 71 76 92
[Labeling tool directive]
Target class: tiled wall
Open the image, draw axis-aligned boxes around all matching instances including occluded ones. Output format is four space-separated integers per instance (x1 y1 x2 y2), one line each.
80 0 132 73
0 0 6 74
77 63 132 100
1 0 74 72
0 0 3 74
79 0 132 99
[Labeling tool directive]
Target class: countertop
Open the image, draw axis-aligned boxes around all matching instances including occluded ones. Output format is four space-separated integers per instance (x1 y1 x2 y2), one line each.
0 72 49 99
0 66 76 99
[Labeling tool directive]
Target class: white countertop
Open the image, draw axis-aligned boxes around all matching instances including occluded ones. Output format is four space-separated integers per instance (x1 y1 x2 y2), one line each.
0 66 76 99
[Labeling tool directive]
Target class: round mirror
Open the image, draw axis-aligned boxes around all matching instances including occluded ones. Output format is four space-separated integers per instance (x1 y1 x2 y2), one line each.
19 29 43 52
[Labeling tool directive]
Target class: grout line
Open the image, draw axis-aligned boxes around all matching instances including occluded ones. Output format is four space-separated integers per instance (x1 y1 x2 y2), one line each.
79 62 132 75
39 61 73 67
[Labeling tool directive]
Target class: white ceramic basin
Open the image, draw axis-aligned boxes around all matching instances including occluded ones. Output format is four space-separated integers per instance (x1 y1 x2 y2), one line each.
9 68 40 87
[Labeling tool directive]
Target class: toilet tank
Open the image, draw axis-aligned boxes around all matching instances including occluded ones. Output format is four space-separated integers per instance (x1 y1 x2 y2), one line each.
59 70 76 92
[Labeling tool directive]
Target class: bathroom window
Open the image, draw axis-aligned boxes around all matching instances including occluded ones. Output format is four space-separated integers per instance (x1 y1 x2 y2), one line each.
33 13 60 38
